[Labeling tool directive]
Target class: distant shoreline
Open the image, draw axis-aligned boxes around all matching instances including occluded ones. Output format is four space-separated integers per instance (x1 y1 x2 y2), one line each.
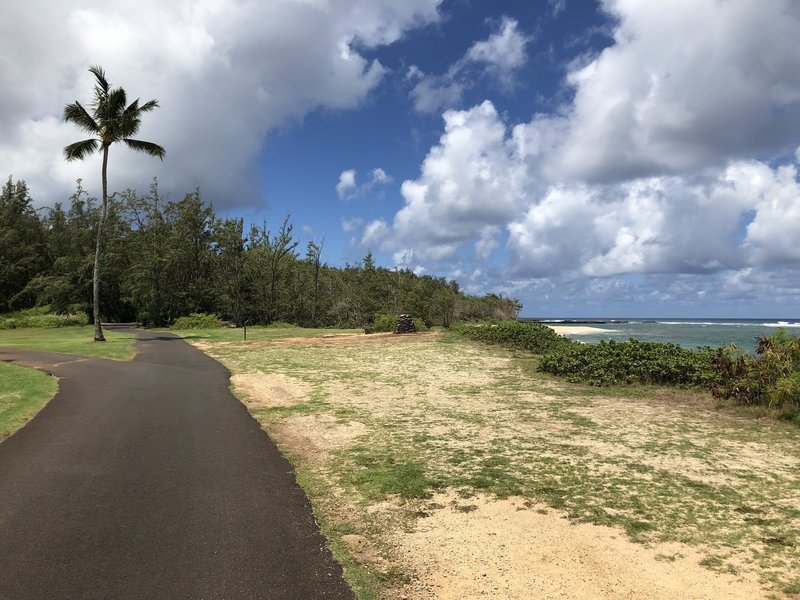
525 319 633 325
533 319 800 351
547 324 618 335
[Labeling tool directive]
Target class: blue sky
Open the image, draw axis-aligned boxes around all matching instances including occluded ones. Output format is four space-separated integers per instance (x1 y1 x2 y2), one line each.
2 0 800 317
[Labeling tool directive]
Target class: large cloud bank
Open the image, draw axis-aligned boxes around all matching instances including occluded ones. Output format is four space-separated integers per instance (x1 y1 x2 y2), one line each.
367 0 800 312
0 0 441 206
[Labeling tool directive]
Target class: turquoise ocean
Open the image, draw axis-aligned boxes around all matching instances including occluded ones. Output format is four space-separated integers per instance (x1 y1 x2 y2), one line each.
533 319 800 353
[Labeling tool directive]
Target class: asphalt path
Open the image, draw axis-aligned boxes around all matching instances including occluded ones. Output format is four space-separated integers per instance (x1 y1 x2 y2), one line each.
0 329 354 600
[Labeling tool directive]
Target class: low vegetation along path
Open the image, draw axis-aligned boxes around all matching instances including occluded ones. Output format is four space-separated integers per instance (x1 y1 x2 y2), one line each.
0 330 353 600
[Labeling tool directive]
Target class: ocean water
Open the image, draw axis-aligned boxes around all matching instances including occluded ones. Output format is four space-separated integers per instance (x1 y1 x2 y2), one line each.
535 319 800 352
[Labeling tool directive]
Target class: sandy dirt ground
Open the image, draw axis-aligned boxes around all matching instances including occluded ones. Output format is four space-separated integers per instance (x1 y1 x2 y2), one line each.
202 332 797 600
394 493 764 600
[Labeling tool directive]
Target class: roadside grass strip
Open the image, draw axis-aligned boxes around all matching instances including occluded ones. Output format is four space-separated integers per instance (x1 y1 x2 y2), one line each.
0 361 57 440
0 326 136 360
195 333 800 598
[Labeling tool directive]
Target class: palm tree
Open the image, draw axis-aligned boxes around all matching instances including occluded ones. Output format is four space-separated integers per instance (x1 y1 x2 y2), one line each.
64 65 165 341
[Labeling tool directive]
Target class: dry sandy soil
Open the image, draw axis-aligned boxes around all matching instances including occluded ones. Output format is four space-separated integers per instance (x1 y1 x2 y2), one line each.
197 332 799 600
394 493 763 600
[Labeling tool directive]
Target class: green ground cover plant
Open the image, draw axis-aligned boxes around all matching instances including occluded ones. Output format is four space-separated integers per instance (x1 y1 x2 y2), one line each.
539 338 717 386
451 320 570 353
0 361 57 440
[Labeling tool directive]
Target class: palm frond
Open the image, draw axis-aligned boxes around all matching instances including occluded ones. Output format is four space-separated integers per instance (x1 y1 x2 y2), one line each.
105 87 128 119
117 117 141 139
117 103 143 139
98 87 130 139
63 139 99 161
137 99 160 113
63 101 100 134
88 65 109 94
121 100 142 134
125 98 140 114
123 139 166 160
118 98 159 138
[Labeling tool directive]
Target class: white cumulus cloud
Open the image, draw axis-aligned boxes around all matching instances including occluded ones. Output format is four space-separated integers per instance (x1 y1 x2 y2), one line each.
410 16 529 113
365 101 530 259
465 16 529 83
0 0 442 207
336 169 358 199
546 0 800 181
335 167 393 200
374 0 800 311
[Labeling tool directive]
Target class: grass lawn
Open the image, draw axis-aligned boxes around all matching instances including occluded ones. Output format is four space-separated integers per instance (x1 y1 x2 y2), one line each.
0 361 57 440
0 326 137 360
188 330 800 600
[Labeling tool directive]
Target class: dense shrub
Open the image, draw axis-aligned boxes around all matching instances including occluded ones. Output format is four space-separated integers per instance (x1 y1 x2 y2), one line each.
454 322 800 411
171 312 223 329
367 313 397 334
710 331 800 407
0 306 89 329
413 317 429 332
539 339 716 386
452 320 569 354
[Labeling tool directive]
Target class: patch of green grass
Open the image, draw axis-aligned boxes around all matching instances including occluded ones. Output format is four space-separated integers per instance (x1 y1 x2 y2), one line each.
782 581 800 594
342 446 440 501
621 517 657 538
250 393 331 421
455 455 524 497
443 383 484 396
0 326 136 360
558 410 598 428
698 555 725 569
0 361 57 440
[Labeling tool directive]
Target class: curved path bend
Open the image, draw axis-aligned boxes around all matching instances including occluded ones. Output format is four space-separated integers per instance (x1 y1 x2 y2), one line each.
0 330 353 600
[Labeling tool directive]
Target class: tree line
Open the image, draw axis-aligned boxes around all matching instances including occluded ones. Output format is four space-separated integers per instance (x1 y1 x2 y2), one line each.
0 176 521 328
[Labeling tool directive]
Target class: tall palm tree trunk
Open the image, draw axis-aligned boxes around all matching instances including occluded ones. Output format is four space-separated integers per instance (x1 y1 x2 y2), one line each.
93 144 109 342
64 66 165 341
